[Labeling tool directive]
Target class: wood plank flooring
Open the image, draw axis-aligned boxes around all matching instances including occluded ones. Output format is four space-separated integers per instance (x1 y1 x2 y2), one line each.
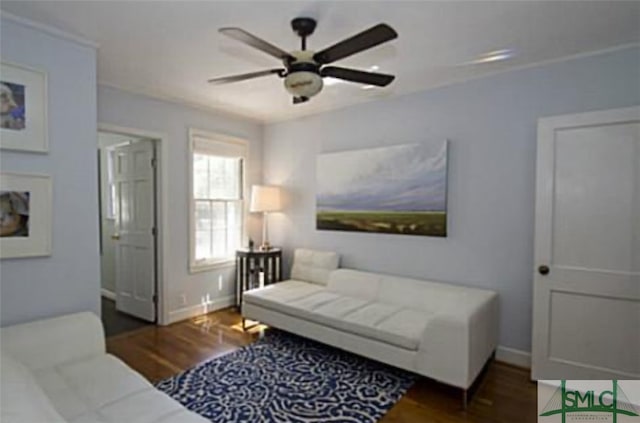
106 308 537 423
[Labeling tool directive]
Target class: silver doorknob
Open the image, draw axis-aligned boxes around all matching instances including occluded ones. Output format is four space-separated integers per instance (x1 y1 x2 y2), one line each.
111 233 120 240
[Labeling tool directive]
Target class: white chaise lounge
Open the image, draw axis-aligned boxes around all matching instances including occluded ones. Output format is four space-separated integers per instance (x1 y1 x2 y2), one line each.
243 249 499 398
1 312 208 423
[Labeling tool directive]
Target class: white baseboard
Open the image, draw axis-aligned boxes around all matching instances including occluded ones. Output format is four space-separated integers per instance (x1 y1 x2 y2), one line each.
101 288 116 301
496 345 531 368
167 295 235 324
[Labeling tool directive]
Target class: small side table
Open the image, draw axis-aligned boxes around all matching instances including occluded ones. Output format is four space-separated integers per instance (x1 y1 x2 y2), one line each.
235 248 283 310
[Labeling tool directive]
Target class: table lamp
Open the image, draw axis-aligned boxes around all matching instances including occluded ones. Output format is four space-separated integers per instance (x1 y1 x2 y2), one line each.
250 185 281 251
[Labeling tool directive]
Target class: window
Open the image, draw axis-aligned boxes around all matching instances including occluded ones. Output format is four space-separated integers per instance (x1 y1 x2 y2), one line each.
189 130 246 271
104 147 117 220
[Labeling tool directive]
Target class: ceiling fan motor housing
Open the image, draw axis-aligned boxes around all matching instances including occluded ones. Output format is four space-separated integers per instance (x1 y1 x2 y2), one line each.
284 50 323 98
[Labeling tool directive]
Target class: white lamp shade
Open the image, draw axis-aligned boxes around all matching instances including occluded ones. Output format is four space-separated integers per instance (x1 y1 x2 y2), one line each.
250 185 282 212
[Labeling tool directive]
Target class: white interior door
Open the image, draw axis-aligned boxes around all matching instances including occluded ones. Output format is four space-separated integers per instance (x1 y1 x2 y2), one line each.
532 106 640 380
113 139 156 322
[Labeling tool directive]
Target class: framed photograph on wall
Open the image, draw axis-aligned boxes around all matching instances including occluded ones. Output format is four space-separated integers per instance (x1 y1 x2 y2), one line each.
0 173 52 259
1 62 48 153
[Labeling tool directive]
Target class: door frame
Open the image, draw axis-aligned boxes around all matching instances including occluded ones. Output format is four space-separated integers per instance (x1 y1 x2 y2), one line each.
98 123 170 325
531 105 640 380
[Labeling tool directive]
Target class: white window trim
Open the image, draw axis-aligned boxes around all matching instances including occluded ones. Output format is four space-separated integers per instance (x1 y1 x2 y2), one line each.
188 128 248 273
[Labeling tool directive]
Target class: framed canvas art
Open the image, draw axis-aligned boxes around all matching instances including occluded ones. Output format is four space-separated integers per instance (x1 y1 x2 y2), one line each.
316 141 448 237
0 173 52 258
0 62 48 153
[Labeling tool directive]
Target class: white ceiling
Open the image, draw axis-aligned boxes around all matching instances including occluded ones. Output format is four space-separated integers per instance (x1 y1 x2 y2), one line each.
2 1 639 123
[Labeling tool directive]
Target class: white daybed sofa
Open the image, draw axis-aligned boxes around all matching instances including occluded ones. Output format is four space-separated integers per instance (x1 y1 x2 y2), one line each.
243 249 499 393
0 312 207 423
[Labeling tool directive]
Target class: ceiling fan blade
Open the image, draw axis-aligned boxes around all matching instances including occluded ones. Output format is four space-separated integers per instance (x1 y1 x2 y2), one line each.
313 24 397 64
219 27 294 61
208 68 285 85
321 66 394 86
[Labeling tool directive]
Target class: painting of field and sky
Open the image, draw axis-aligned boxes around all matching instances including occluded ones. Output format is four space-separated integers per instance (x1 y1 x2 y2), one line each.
316 141 448 237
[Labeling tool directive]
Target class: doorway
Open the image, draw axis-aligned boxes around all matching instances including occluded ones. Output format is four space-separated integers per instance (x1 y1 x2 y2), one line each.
98 130 159 336
531 106 639 380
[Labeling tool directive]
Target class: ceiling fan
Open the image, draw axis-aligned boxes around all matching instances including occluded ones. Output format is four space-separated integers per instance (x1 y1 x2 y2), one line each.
209 18 398 104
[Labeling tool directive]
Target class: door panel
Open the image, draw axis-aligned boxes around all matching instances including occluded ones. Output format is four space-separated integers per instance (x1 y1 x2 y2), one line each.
553 124 638 272
548 291 639 374
532 106 640 380
113 139 156 322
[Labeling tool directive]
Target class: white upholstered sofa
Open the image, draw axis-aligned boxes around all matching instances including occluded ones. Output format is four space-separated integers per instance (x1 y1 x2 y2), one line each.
243 249 499 392
0 312 207 423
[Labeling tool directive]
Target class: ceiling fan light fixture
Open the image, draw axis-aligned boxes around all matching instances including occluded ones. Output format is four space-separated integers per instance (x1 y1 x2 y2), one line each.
284 71 323 98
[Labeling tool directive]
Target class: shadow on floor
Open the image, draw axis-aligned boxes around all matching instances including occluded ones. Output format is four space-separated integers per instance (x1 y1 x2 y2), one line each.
101 297 153 337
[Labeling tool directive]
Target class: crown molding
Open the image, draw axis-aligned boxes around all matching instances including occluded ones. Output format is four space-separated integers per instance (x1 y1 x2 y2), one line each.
0 11 99 49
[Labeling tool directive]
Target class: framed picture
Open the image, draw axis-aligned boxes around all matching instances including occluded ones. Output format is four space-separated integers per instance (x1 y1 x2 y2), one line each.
1 62 48 153
0 173 52 258
316 141 449 237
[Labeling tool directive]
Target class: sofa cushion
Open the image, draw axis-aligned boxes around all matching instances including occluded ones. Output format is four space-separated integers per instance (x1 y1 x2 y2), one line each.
33 353 209 423
243 280 323 310
313 296 370 318
245 283 431 351
290 248 340 285
378 274 483 313
375 309 435 348
34 354 152 420
327 269 382 301
340 304 432 350
1 352 66 423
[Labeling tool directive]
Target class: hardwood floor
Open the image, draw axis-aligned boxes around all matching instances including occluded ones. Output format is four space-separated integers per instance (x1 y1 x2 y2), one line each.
106 308 537 423
101 297 152 337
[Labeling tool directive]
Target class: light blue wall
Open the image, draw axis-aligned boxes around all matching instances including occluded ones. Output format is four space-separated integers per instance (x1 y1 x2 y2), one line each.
0 18 100 326
263 46 640 352
97 85 263 323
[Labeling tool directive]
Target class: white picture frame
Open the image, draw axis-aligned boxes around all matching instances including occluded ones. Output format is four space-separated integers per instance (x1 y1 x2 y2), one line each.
1 62 48 153
0 173 52 259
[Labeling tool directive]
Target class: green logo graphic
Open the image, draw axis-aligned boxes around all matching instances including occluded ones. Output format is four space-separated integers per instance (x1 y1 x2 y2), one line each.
540 380 639 423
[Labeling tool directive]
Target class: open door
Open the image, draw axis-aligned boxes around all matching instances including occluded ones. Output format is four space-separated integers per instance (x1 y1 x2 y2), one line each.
531 106 640 380
113 139 157 322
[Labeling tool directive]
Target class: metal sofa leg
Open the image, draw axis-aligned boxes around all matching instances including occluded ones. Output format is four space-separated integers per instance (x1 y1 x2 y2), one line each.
462 389 468 410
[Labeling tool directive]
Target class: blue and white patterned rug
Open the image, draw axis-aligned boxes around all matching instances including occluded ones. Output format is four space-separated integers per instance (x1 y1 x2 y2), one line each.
156 329 416 422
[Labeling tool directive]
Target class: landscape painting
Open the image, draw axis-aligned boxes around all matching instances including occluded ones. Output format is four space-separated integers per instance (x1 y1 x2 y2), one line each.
316 141 448 237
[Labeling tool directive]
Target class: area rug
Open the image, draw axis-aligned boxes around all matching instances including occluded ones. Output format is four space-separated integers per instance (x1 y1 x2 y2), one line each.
156 329 416 422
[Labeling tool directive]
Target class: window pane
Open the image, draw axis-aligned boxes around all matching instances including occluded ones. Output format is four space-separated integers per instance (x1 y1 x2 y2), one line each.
106 150 117 219
211 228 226 259
193 154 209 199
227 201 243 253
195 201 212 231
195 201 212 260
226 201 241 230
108 184 117 219
211 202 226 229
195 230 211 260
208 156 241 200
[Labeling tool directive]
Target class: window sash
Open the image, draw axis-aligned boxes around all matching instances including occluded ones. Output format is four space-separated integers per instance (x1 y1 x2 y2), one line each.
189 130 247 271
194 199 243 264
